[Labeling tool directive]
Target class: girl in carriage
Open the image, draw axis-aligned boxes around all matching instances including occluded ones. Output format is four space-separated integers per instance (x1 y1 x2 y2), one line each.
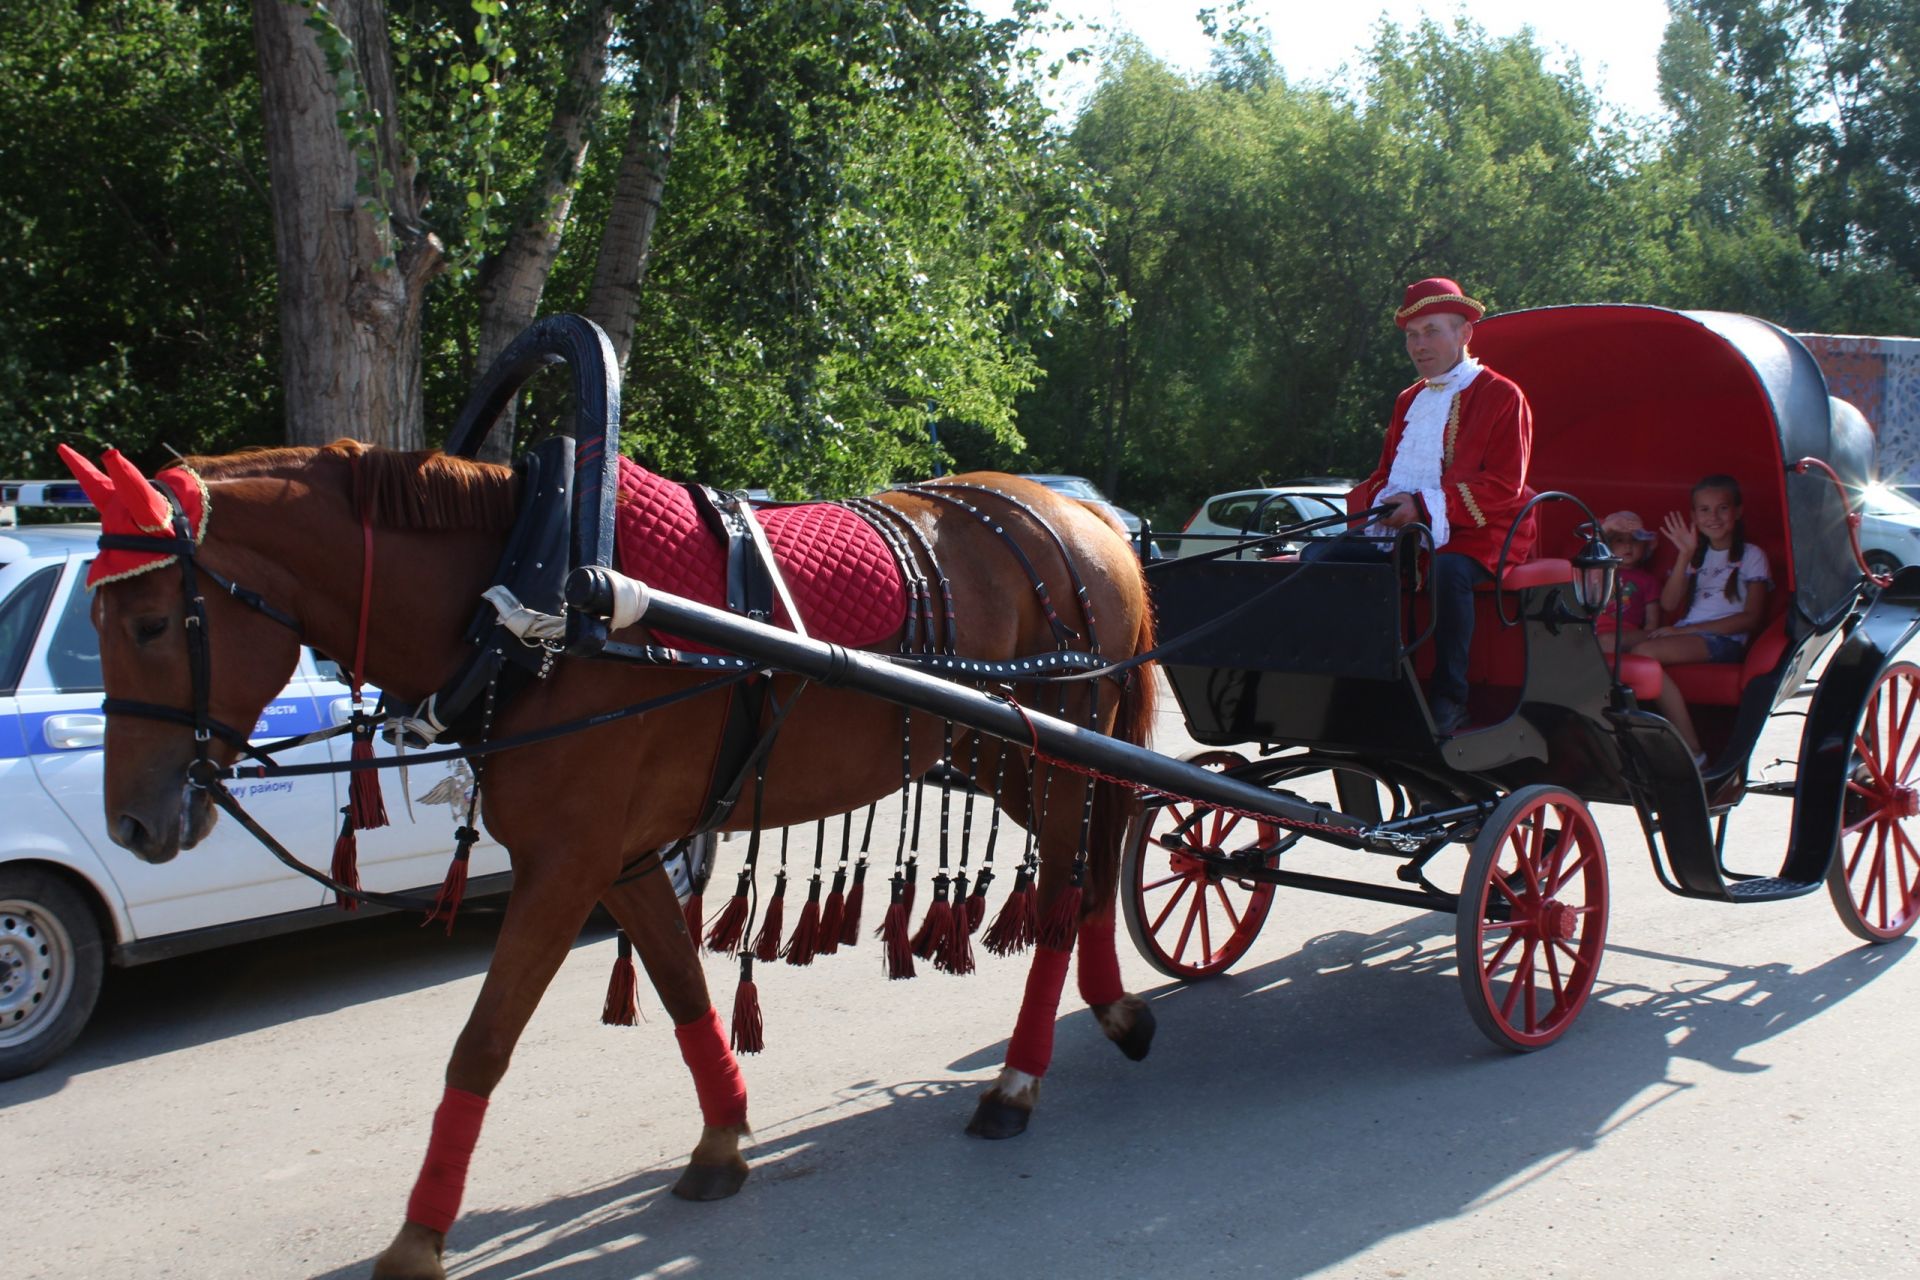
1595 510 1663 653
1629 474 1772 762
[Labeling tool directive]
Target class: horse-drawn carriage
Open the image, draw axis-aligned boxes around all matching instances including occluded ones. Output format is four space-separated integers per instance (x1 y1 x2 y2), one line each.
1127 304 1920 1049
58 302 1920 1278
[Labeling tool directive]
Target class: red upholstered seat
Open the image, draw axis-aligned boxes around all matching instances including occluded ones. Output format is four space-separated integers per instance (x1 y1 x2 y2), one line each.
1498 558 1572 590
1612 654 1664 701
1665 612 1789 706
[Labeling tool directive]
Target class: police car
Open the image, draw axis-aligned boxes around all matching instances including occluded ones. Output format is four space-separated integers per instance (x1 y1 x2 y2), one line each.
0 482 517 1079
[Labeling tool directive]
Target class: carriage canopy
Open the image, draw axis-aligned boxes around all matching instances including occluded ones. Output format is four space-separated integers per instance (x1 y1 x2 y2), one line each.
1472 304 1871 631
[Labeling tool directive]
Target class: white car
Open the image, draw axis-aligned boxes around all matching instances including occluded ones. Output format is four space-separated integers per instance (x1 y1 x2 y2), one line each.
0 507 518 1078
1856 484 1920 578
1172 482 1354 557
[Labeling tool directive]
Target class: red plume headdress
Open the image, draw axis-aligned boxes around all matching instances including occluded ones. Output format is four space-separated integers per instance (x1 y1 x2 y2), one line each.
56 445 210 588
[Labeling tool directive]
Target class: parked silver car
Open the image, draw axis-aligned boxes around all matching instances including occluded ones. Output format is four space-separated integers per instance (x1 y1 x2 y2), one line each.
1171 481 1354 557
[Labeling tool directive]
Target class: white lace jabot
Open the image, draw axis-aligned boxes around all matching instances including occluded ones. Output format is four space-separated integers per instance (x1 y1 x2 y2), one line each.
1375 355 1482 548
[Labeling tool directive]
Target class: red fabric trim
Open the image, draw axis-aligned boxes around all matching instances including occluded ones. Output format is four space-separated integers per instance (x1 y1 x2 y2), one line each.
405 1086 488 1234
1005 945 1072 1077
675 1006 749 1128
613 458 904 650
1075 910 1125 1006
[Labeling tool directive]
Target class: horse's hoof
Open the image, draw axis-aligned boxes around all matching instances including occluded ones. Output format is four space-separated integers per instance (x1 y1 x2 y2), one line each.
1114 999 1155 1061
672 1158 750 1201
965 1092 1031 1140
371 1221 446 1280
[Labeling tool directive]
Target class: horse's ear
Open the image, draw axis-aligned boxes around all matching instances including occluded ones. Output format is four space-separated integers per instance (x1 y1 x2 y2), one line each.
102 448 173 531
56 444 120 515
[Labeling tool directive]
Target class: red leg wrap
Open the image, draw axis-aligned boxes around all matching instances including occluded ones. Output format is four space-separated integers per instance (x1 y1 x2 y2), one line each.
1004 944 1072 1077
1076 909 1125 1007
405 1086 488 1235
676 1006 750 1127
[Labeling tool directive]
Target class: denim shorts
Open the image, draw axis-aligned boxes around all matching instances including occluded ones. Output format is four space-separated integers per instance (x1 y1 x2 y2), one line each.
1699 632 1747 663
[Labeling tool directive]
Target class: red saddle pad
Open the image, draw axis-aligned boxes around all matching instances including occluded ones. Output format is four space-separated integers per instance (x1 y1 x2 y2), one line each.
612 457 906 652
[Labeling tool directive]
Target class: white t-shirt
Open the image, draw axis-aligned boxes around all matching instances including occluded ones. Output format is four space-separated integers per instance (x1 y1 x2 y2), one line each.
1680 543 1771 641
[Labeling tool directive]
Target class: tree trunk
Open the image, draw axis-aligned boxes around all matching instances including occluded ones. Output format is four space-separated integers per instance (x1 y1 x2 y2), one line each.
584 93 681 373
471 1 617 461
253 0 440 449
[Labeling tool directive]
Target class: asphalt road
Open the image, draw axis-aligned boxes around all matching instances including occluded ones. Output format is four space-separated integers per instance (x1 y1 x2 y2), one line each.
5 684 1916 1279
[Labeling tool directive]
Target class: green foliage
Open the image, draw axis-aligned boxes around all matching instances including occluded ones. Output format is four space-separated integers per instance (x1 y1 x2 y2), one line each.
1014 15 1920 530
0 0 279 474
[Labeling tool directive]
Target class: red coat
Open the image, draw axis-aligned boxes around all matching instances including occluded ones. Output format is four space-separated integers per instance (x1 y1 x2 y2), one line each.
1347 366 1535 572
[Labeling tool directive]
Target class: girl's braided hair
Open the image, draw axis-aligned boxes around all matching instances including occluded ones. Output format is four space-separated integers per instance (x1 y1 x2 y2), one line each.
1687 474 1746 605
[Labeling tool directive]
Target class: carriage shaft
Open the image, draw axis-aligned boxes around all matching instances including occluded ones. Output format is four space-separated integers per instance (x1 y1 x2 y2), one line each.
566 567 1374 842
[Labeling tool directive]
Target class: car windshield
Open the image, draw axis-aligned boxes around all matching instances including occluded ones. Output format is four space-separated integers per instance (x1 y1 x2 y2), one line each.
1862 484 1920 517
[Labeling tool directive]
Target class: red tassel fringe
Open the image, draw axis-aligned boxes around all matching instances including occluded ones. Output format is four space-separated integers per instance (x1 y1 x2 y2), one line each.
817 869 846 958
783 879 822 966
965 867 993 934
601 933 639 1026
839 861 867 947
730 956 764 1054
983 868 1038 957
934 877 975 976
751 872 788 963
900 857 920 921
348 725 389 830
329 810 360 913
880 874 914 979
1037 880 1083 953
910 874 954 961
423 841 472 937
704 871 751 954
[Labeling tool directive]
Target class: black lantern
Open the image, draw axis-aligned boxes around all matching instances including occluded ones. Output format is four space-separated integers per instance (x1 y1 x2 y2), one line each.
1571 530 1620 615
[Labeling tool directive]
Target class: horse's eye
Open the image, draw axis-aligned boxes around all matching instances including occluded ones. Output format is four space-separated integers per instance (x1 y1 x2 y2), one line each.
132 616 169 644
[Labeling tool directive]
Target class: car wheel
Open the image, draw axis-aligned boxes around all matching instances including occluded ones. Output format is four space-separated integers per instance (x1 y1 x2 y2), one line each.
1865 551 1901 580
0 867 105 1080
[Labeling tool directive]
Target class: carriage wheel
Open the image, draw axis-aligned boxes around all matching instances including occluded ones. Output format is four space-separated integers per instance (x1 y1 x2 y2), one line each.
1121 753 1277 979
1455 785 1608 1052
1828 661 1920 942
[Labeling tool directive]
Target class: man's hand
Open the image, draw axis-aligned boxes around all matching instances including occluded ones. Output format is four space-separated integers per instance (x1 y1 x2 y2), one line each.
1380 492 1420 529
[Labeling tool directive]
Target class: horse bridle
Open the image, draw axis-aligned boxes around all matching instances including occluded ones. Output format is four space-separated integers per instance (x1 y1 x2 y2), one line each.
95 477 305 790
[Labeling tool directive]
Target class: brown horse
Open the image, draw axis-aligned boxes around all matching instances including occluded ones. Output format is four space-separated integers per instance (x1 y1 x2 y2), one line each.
68 440 1158 1280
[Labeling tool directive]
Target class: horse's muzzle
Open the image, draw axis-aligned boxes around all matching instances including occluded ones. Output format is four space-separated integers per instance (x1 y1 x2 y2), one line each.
110 788 214 863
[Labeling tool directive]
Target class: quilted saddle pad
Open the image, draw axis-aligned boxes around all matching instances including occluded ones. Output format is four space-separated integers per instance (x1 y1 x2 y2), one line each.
612 457 906 651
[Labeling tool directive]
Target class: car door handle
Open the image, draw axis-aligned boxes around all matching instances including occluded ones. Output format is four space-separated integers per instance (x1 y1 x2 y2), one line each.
43 713 106 750
330 697 355 726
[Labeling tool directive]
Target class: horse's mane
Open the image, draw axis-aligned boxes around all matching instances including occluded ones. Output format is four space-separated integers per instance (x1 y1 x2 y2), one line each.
188 440 520 533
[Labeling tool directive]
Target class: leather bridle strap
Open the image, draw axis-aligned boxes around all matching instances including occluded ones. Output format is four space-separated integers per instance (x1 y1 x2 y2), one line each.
346 454 375 698
94 482 305 786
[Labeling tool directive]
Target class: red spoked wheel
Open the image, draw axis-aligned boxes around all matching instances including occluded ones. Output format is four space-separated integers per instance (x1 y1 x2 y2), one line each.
1455 785 1609 1052
1121 752 1279 979
1828 661 1920 942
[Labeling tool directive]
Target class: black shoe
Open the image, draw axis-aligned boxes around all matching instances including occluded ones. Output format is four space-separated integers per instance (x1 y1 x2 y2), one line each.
1431 697 1468 736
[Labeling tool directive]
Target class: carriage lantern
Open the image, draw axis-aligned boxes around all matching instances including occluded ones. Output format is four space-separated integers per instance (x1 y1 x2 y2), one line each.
1570 529 1620 616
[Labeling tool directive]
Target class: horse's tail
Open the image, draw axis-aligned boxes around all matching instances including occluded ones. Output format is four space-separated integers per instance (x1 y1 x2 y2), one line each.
1084 597 1158 911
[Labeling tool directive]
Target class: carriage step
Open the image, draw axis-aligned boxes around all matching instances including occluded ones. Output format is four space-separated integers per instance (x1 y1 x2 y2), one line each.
1724 876 1821 902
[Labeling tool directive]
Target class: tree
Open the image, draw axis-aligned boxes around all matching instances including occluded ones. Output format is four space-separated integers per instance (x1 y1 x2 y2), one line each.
0 1 280 473
248 0 1099 490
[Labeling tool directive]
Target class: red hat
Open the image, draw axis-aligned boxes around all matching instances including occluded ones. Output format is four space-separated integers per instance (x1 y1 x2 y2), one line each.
1395 277 1485 328
56 444 209 588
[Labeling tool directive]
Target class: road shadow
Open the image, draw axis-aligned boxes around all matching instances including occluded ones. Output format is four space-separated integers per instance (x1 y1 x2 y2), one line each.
0 903 613 1106
307 915 1910 1280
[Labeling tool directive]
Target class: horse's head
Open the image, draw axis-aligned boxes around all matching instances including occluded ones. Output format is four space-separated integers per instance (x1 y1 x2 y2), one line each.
60 446 303 864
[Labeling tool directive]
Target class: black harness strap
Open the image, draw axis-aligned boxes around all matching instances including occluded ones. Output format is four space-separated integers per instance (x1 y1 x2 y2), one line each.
892 485 1080 648
917 480 1104 655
